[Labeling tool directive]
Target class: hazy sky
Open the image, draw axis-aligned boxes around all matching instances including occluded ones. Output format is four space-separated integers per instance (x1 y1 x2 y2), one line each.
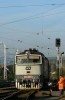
0 0 65 58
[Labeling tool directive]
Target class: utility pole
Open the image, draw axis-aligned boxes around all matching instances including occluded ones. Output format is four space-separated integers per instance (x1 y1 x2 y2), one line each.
4 44 7 80
59 52 64 76
55 38 61 79
0 42 7 80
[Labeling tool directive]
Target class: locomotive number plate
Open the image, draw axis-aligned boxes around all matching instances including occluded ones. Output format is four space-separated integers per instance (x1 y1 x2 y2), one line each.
24 76 32 78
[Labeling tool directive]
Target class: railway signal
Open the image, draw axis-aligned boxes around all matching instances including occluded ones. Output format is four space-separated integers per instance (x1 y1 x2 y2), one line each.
55 38 61 47
55 38 64 79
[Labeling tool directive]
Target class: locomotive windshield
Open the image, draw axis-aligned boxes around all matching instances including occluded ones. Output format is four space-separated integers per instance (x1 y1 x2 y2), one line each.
16 54 42 64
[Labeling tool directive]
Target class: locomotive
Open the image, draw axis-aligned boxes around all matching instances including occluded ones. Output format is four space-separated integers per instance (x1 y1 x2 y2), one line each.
15 48 50 89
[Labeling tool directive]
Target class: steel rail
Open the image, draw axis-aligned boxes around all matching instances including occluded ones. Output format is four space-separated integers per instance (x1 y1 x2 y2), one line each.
0 90 21 100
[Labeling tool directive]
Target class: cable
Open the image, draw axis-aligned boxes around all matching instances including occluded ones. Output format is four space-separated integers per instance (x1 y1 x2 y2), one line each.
0 2 64 28
0 10 65 27
0 3 65 8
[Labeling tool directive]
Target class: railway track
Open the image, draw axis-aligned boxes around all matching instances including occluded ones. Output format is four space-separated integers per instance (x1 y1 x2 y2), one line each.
0 89 38 100
0 81 46 100
0 88 18 100
1 88 65 100
0 80 58 100
0 81 14 86
0 80 40 100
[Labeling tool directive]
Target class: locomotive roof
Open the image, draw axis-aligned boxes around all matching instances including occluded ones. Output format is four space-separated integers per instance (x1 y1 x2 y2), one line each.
16 48 48 60
16 48 43 55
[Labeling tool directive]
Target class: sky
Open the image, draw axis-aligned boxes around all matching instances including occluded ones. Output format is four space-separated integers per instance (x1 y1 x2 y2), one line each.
0 0 65 63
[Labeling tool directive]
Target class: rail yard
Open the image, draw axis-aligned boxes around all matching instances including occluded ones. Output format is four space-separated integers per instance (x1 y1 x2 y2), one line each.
0 48 65 100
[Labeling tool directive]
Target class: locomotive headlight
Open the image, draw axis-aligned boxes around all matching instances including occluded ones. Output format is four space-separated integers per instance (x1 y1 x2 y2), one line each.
40 83 43 87
22 79 23 82
33 79 34 82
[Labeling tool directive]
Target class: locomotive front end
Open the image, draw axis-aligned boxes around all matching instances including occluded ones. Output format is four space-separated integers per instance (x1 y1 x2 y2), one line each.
15 50 43 89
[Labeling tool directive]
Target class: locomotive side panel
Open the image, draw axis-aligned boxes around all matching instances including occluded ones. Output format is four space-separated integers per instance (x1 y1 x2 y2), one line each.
44 58 50 79
39 57 50 87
